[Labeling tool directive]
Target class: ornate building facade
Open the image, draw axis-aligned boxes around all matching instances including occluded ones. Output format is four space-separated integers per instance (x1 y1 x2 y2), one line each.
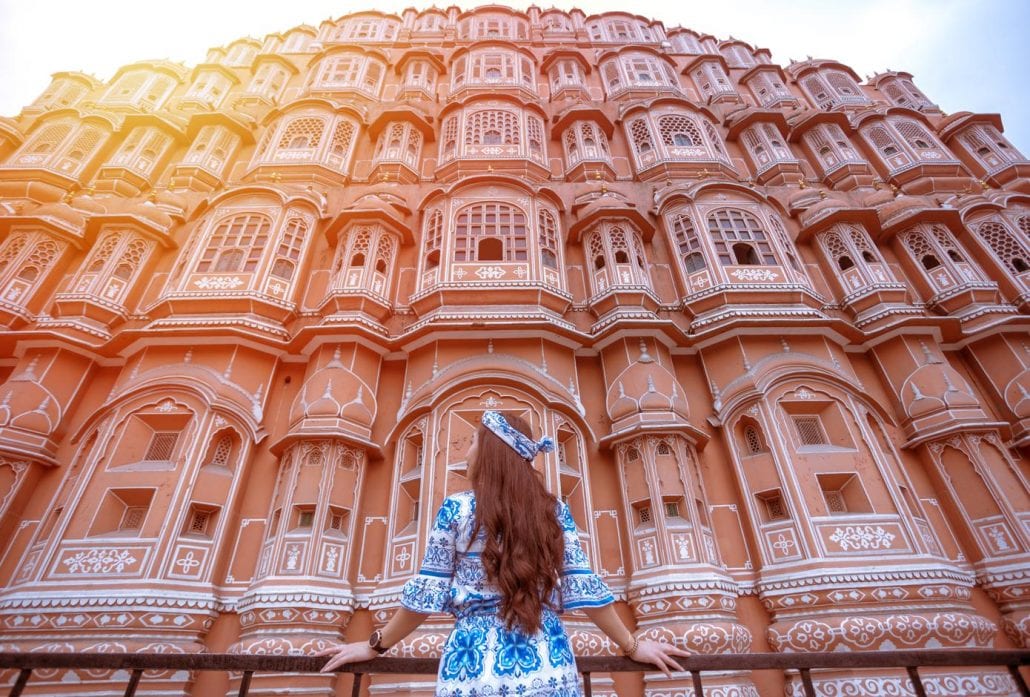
0 5 1028 696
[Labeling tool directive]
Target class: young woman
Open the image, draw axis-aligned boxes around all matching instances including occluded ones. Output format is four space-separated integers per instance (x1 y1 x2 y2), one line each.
318 411 688 694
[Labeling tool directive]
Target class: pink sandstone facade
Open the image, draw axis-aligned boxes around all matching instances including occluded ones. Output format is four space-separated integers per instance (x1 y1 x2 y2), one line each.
0 5 1028 696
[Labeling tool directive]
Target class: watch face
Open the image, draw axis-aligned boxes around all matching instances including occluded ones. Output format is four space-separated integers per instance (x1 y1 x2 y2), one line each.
369 629 385 652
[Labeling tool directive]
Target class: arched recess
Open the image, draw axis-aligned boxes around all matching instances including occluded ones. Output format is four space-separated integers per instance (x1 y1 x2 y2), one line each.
391 352 591 443
380 380 606 589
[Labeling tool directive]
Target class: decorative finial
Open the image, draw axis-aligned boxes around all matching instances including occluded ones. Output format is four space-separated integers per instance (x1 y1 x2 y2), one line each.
638 339 653 363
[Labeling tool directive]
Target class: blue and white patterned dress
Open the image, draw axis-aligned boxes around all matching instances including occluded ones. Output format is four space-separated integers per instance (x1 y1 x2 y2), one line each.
400 491 615 697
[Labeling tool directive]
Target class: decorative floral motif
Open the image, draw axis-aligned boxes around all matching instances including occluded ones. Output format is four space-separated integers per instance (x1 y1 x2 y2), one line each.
61 549 138 574
828 525 896 551
440 624 485 680
193 276 244 290
495 627 542 677
730 268 779 282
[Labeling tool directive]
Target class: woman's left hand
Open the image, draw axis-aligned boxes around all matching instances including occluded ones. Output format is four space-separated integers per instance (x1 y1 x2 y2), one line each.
315 641 378 673
629 638 690 678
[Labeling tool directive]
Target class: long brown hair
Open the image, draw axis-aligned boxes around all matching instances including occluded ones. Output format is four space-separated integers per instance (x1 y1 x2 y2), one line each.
470 414 563 635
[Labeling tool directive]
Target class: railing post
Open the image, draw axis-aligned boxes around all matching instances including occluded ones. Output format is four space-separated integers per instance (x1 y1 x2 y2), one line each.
905 666 927 697
122 668 143 697
582 670 592 697
799 668 817 697
690 669 704 696
1008 664 1030 697
236 670 253 697
8 668 32 697
350 672 364 697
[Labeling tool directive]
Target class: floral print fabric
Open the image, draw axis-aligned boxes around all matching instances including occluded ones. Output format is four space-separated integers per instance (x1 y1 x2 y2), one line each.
400 491 614 696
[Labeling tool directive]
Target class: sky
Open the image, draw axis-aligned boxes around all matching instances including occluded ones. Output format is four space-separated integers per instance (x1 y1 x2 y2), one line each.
0 0 1027 150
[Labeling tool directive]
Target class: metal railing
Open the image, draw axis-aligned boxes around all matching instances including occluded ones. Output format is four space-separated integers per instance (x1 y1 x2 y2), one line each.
1 649 1028 697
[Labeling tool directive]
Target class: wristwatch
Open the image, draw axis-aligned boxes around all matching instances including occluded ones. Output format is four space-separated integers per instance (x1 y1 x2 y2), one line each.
368 629 389 655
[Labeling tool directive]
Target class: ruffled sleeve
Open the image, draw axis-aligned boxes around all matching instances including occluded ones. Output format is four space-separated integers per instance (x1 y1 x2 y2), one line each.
557 501 615 610
400 496 462 615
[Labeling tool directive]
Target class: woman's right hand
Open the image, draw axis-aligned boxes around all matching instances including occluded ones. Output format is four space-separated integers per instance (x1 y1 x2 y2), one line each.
629 638 690 677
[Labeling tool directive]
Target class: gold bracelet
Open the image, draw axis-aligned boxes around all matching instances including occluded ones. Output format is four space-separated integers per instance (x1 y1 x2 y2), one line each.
621 637 639 656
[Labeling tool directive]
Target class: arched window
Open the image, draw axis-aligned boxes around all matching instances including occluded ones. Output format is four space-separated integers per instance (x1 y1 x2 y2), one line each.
454 203 528 262
692 61 735 100
669 32 702 54
817 224 894 291
332 224 397 297
70 229 154 303
706 209 777 266
600 52 678 97
182 125 240 177
670 211 707 277
659 115 702 147
443 106 546 165
423 209 443 271
803 123 863 172
0 231 66 308
584 221 650 293
277 117 325 153
975 220 1030 276
563 121 611 168
9 121 107 176
197 214 272 274
960 125 1026 171
315 54 386 96
270 217 309 281
746 72 794 107
901 224 987 290
246 63 289 101
373 122 423 170
743 424 765 454
742 124 796 171
538 209 559 270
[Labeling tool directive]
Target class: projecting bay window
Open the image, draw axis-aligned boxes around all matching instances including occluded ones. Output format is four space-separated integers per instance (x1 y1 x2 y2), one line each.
0 229 69 327
451 50 536 95
586 18 656 43
437 106 547 176
744 71 797 108
173 125 240 189
548 59 587 96
313 53 386 97
800 69 869 109
803 123 866 174
335 17 400 42
401 60 438 97
99 70 177 110
899 223 999 314
585 221 651 296
740 123 800 182
562 120 613 176
861 117 960 179
971 217 1030 289
816 224 906 319
53 228 154 323
328 223 397 300
372 122 423 177
457 14 528 40
958 124 1028 176
100 125 174 187
250 111 358 178
181 70 233 109
244 62 290 103
600 52 680 98
691 60 737 101
625 110 731 178
878 76 936 111
4 119 108 181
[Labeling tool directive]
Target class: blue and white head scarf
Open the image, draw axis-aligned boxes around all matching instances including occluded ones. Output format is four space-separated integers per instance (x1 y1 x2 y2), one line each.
481 410 555 461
